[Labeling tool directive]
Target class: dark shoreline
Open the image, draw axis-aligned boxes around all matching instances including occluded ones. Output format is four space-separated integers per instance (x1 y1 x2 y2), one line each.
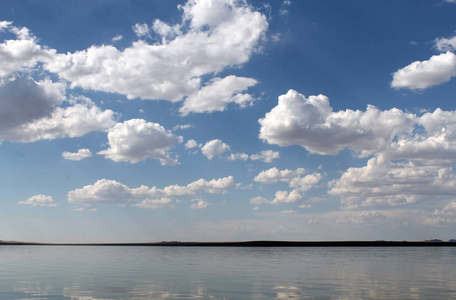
2 240 456 247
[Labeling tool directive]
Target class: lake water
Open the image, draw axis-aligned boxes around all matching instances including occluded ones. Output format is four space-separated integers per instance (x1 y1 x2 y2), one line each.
0 246 455 299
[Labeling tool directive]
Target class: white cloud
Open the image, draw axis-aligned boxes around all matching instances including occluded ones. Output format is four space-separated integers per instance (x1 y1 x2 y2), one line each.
250 196 269 205
112 35 123 42
228 152 249 161
45 0 268 108
289 173 323 192
329 156 456 207
173 124 192 131
19 194 57 207
185 139 198 149
134 198 173 209
62 149 92 161
391 52 456 90
435 36 456 52
254 167 306 184
67 176 235 205
259 89 414 156
201 139 230 159
179 75 258 116
132 23 151 37
190 199 209 209
98 119 179 165
0 22 55 77
250 150 280 163
271 190 302 204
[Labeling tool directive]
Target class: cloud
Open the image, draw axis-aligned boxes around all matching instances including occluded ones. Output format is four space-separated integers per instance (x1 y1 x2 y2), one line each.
0 77 63 133
62 149 92 161
0 79 116 143
132 23 151 37
271 190 302 204
435 36 456 52
98 119 179 165
329 156 456 207
185 139 198 149
0 21 55 77
134 198 173 209
391 52 456 90
179 75 258 116
201 139 231 159
112 35 123 42
289 173 323 192
250 196 269 205
250 150 280 163
254 167 306 184
19 194 57 207
67 175 235 205
259 89 414 156
45 0 268 108
228 152 249 161
190 199 209 209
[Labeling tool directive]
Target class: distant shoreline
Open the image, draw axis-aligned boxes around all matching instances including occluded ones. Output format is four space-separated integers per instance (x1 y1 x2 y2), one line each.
2 240 456 247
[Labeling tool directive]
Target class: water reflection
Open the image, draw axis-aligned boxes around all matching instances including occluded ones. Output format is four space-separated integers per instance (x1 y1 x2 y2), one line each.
1 246 456 299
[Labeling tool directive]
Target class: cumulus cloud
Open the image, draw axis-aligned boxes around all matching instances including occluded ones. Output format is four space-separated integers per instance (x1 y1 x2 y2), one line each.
259 89 415 156
185 139 198 149
289 173 323 192
0 77 63 133
201 139 231 159
391 52 456 90
254 167 306 184
19 194 57 207
179 76 258 115
98 119 179 165
271 190 302 204
45 0 268 109
250 150 280 163
329 156 456 207
190 199 209 209
67 176 235 205
62 149 92 161
0 21 55 77
0 79 116 143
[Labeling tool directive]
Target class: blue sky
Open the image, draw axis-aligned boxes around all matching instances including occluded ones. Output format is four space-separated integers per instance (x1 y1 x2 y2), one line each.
1 0 456 243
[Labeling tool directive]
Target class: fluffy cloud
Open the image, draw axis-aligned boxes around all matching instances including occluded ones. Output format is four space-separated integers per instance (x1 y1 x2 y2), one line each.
289 173 323 192
98 119 179 165
185 139 198 149
250 150 280 163
67 176 235 205
201 139 231 159
0 21 55 77
0 77 63 133
228 152 249 161
254 167 306 184
329 156 456 207
62 149 92 161
391 52 456 90
250 196 269 205
259 90 456 158
0 78 116 143
45 0 267 107
179 75 258 115
271 190 302 204
190 199 209 209
19 194 57 207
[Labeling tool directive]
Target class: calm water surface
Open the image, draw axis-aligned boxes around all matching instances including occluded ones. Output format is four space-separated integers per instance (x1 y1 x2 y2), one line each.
0 246 455 299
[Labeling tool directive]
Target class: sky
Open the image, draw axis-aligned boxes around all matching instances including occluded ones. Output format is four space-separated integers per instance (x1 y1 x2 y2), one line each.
1 0 456 243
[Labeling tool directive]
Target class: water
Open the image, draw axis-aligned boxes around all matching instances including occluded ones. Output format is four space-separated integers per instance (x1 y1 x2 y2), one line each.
0 246 455 299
